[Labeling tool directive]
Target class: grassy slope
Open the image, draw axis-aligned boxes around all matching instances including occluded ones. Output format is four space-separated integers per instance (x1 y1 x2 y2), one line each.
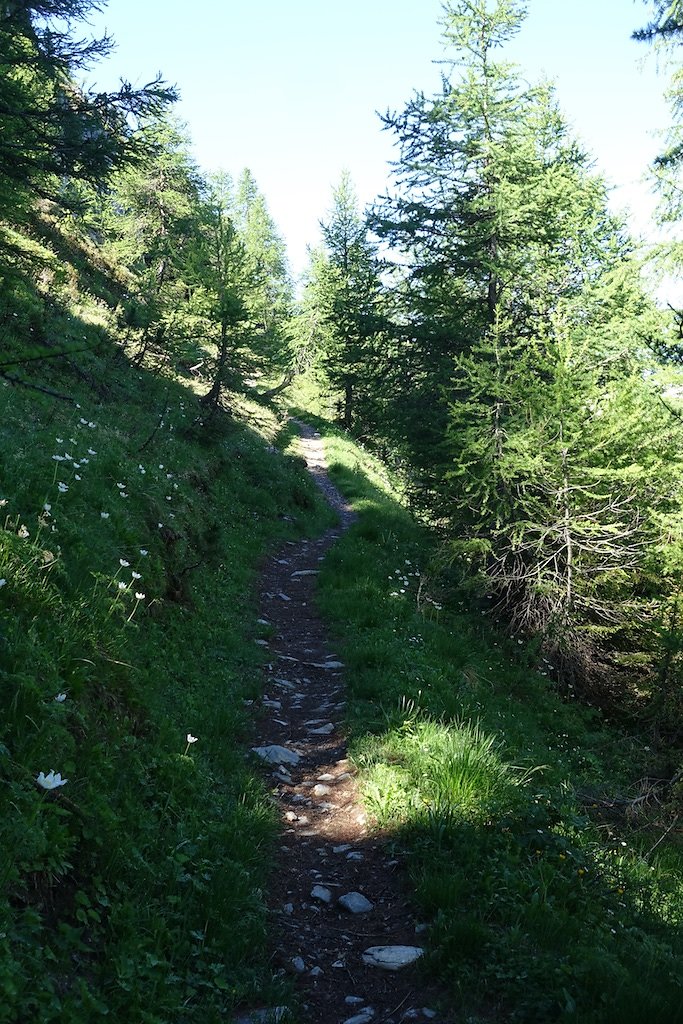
306 419 683 1024
0 217 336 1022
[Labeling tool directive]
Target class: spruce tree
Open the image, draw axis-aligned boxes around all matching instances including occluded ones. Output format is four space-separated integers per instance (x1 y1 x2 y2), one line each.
314 171 387 431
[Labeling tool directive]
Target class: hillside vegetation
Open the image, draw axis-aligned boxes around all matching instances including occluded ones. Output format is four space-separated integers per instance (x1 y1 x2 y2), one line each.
0 210 336 1022
4 2 683 1021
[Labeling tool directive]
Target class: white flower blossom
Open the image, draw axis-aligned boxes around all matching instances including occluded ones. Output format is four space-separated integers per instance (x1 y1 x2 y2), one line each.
43 503 51 512
119 559 130 567
58 483 68 493
52 454 65 462
116 482 125 489
186 734 198 744
36 770 68 790
54 693 67 703
118 581 127 590
17 524 29 539
74 474 81 481
131 571 141 580
100 512 110 519
139 549 148 556
135 591 145 600
87 448 97 456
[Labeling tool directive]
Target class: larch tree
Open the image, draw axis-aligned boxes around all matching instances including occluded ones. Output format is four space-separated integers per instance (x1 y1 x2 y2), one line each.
313 171 387 431
0 1 176 225
98 116 205 367
372 0 679 681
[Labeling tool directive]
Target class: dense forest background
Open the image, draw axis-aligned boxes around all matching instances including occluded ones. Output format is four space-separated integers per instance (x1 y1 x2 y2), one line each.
4 1 683 1022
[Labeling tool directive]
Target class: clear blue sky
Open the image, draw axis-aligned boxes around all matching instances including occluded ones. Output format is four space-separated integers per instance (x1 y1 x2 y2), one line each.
85 1 673 280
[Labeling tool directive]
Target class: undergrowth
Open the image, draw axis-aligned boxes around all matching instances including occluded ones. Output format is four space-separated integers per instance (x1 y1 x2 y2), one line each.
309 418 683 1024
0 311 334 1020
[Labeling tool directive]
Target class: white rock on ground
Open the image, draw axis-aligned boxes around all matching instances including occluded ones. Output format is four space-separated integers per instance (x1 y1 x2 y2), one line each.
361 945 425 970
343 1010 375 1024
338 892 374 914
310 885 333 903
251 745 300 766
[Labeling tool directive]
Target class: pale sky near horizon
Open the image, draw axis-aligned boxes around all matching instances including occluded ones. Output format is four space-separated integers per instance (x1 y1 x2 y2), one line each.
84 1 676 283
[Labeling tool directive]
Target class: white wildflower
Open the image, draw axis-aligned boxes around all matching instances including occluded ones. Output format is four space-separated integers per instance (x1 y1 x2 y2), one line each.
119 559 130 567
135 591 145 600
131 571 141 580
36 770 68 790
139 549 148 556
58 483 68 493
100 512 110 519
54 693 67 703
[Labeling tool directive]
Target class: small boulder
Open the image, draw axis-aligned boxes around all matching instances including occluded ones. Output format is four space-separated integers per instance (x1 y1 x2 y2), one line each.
339 892 374 914
251 745 300 766
361 945 424 971
311 885 333 904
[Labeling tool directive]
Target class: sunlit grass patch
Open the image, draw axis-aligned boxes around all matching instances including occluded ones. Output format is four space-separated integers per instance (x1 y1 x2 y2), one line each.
357 704 532 831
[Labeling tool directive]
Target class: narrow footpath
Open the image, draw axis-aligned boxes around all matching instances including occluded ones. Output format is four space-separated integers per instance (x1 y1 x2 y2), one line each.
238 422 455 1024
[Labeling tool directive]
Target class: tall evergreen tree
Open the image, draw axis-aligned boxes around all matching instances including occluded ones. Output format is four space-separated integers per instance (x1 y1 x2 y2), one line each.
0 1 176 223
372 0 678 677
98 117 204 366
313 171 387 430
232 168 293 383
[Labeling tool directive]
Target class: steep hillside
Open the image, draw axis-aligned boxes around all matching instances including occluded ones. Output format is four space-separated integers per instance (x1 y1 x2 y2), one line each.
0 214 334 1022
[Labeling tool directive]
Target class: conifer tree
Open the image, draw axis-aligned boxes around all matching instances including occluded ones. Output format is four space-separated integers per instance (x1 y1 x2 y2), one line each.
232 169 293 383
373 0 679 676
313 171 387 430
98 117 204 366
0 1 175 224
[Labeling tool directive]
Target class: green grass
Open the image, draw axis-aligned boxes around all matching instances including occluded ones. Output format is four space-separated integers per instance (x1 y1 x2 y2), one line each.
0 284 336 1019
307 419 683 1024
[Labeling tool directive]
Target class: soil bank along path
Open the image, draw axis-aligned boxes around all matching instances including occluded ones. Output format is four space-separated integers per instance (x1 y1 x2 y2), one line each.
240 421 455 1024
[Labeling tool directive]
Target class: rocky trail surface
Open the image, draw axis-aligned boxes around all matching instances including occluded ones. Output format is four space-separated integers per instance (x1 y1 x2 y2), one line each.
237 422 455 1024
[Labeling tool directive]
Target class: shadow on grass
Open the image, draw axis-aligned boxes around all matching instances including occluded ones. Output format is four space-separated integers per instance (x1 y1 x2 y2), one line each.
0 278 340 1021
296 413 683 1024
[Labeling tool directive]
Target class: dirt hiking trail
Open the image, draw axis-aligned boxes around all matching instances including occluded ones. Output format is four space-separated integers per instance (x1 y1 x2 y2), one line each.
238 421 456 1024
